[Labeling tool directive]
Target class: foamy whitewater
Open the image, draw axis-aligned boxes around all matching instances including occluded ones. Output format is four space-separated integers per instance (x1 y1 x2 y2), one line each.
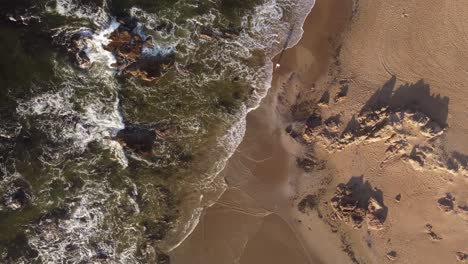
0 0 315 262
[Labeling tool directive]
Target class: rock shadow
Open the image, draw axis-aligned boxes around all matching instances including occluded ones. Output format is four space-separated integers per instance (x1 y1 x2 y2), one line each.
330 176 389 230
356 76 449 127
342 176 386 211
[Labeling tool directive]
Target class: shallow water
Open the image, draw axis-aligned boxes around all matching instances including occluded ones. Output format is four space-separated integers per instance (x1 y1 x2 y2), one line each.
0 0 313 262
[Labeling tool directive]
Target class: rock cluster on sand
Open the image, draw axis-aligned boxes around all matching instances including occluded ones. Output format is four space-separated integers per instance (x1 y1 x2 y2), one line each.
302 107 443 150
436 193 468 220
297 105 468 178
425 223 442 241
330 182 386 230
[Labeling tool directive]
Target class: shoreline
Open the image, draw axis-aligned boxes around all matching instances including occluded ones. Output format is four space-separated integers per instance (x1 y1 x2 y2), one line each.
164 0 318 252
170 0 353 262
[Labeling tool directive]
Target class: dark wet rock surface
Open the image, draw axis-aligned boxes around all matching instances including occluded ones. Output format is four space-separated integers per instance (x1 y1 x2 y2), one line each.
68 30 94 69
1 179 32 211
116 126 157 153
199 25 241 41
103 19 175 81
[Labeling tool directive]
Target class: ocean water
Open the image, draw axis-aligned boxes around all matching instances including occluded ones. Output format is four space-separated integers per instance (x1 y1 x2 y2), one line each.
0 0 314 262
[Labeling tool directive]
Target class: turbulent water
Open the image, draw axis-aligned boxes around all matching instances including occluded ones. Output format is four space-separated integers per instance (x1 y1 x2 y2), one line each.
0 0 313 262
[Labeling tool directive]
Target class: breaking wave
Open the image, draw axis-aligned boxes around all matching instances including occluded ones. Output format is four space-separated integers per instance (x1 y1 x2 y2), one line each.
0 0 315 262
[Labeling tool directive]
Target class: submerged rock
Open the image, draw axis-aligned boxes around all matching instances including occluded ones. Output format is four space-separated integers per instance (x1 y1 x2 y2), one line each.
103 21 175 81
2 179 32 211
65 18 175 80
116 126 157 153
68 30 94 69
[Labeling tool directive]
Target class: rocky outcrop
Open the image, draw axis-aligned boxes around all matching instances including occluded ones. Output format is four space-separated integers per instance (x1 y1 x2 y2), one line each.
103 20 175 81
2 179 32 211
66 18 175 80
330 177 387 230
68 30 94 69
199 26 241 41
115 126 157 153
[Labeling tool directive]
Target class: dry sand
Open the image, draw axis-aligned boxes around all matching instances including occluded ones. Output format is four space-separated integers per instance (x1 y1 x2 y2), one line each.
171 0 468 263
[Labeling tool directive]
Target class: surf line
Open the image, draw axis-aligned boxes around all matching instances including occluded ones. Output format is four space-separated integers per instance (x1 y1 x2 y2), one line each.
275 24 295 69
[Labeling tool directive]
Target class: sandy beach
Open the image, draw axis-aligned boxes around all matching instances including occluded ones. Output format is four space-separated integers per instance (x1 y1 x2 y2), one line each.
171 0 468 263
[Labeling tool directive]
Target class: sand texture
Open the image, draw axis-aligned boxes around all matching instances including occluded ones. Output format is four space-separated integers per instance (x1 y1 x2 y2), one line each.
171 0 468 263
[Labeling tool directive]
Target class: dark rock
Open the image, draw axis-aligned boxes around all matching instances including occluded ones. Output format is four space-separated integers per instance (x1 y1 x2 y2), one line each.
387 251 397 260
318 91 330 106
103 22 175 81
456 251 468 262
305 112 322 130
116 126 157 153
65 243 78 252
425 223 442 241
296 157 325 172
143 220 170 241
68 30 94 69
199 25 241 41
334 83 349 102
437 193 455 212
2 179 32 210
124 53 175 81
395 193 401 202
94 249 109 260
157 252 171 264
298 194 318 213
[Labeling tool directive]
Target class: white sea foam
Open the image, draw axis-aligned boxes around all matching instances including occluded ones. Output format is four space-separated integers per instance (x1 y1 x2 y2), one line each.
22 0 317 259
28 186 140 263
54 0 110 26
16 64 126 167
122 0 317 252
167 0 317 251
84 19 121 68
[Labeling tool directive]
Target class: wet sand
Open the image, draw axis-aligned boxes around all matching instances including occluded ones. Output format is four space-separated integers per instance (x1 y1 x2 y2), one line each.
171 0 352 263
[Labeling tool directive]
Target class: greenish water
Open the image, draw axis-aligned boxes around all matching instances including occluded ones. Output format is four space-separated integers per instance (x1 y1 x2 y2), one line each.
0 0 313 262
